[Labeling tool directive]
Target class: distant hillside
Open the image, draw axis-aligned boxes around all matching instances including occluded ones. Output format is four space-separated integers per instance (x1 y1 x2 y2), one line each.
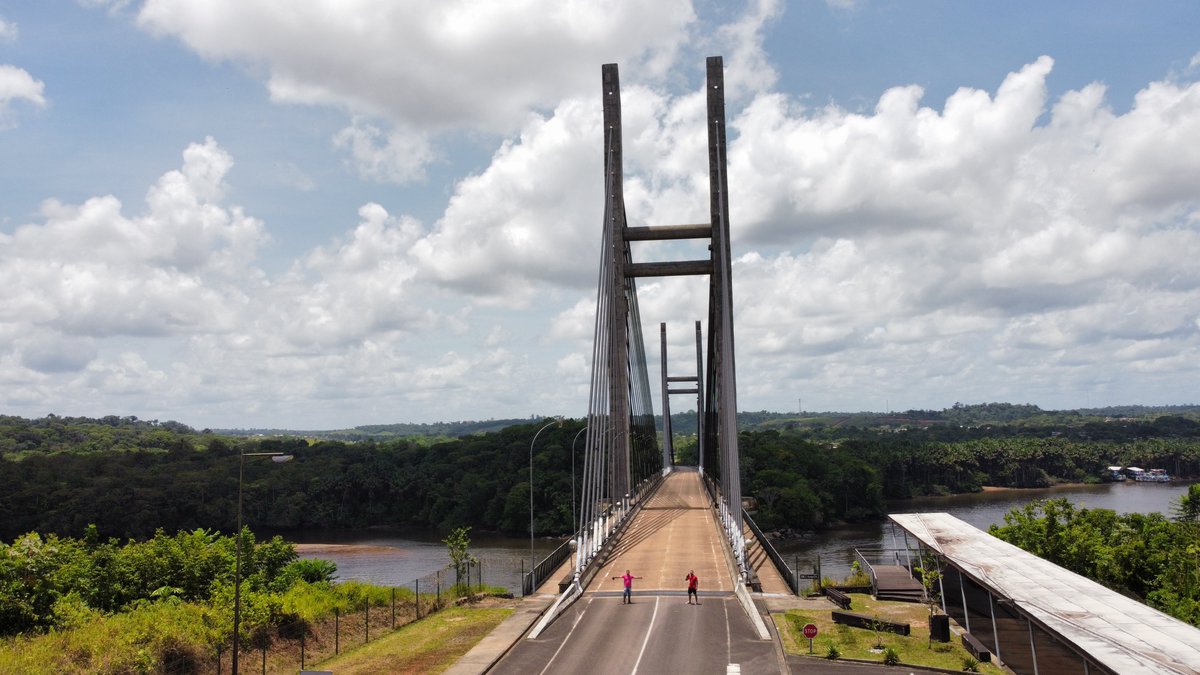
658 403 1200 436
213 417 533 441
210 403 1200 441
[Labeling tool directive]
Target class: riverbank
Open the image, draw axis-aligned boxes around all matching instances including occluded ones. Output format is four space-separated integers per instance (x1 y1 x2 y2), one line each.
775 479 1198 581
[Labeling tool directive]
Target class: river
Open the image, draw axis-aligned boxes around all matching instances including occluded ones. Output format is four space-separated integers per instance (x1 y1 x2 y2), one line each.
292 529 563 593
774 479 1198 581
294 480 1195 592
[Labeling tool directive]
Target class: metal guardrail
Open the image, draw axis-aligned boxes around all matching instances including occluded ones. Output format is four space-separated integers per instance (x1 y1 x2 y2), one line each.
742 509 799 595
852 547 911 597
854 548 877 596
523 537 575 596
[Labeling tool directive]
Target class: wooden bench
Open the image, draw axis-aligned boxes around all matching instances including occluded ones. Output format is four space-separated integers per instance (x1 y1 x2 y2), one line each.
961 632 991 662
825 587 852 610
830 610 910 636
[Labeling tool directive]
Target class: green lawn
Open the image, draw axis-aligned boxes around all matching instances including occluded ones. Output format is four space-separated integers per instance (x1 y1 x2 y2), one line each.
312 602 514 674
775 594 1005 673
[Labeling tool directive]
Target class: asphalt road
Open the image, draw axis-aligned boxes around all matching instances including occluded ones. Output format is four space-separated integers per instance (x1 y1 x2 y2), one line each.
490 590 781 675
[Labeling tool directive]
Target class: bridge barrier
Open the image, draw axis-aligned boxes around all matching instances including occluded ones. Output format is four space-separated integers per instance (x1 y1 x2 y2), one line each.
526 472 665 639
522 538 575 596
742 508 799 595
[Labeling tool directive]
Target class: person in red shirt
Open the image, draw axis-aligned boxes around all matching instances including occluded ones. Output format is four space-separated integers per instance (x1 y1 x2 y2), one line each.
612 569 642 604
685 570 699 605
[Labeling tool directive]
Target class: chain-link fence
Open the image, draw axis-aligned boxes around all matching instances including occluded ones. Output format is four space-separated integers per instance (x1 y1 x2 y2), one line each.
205 558 500 675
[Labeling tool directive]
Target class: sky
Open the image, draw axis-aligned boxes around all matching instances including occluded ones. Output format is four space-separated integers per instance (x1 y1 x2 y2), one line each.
1 1 1198 430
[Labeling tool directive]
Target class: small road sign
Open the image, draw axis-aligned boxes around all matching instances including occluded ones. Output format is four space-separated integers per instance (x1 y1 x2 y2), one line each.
803 623 818 639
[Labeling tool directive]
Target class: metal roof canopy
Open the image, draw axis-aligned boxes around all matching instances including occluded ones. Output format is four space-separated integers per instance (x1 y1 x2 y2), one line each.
889 513 1200 675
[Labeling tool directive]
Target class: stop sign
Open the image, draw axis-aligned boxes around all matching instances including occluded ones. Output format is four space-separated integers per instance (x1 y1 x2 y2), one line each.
802 623 818 639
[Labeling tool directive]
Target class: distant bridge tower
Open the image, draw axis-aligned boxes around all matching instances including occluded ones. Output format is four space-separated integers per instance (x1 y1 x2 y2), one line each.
576 56 747 579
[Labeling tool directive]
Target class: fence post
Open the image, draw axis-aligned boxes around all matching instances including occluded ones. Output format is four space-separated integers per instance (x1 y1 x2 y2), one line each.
467 559 472 596
335 607 340 655
216 643 222 675
416 578 421 619
261 644 266 675
436 570 441 609
392 587 396 628
365 596 370 643
300 633 305 670
478 559 483 593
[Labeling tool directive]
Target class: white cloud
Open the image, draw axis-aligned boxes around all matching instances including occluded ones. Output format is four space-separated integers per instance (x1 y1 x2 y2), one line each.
0 64 47 128
410 96 603 305
0 138 264 348
0 16 17 43
9 0 1200 428
704 57 1200 410
333 119 435 184
134 0 696 180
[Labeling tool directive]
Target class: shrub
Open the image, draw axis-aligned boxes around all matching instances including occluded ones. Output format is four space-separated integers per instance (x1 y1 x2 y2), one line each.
883 647 900 666
825 644 840 660
962 656 980 672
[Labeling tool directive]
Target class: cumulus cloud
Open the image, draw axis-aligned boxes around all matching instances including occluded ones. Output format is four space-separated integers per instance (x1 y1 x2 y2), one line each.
709 57 1200 410
0 16 17 42
133 0 696 182
0 138 264 349
333 120 435 184
0 64 47 128
410 96 603 305
6 0 1200 426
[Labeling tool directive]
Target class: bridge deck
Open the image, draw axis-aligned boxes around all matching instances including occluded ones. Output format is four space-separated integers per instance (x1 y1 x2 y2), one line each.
490 467 783 674
588 468 732 595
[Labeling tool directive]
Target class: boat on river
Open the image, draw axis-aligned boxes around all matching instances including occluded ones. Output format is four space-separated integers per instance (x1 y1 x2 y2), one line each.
1134 468 1171 483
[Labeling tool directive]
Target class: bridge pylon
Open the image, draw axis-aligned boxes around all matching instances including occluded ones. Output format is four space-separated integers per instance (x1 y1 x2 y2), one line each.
575 56 747 583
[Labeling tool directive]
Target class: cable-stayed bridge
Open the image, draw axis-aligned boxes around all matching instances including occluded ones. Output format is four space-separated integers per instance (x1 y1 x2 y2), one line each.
557 55 748 595
493 58 790 674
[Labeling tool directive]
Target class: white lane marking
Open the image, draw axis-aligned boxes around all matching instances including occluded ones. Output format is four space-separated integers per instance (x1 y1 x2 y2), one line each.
724 596 732 663
727 665 741 674
629 595 661 675
538 594 595 675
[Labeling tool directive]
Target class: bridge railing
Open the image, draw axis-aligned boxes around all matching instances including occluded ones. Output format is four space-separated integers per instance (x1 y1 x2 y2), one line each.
742 508 800 595
522 537 575 596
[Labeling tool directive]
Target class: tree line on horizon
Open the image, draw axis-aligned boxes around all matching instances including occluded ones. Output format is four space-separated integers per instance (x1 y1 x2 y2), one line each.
1 412 1198 543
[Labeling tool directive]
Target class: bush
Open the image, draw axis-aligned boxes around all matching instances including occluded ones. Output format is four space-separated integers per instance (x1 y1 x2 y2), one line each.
825 644 840 660
962 656 980 672
883 647 900 666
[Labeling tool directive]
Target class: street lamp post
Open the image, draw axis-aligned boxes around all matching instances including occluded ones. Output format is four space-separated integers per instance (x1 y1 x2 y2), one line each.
233 451 292 675
528 418 561 592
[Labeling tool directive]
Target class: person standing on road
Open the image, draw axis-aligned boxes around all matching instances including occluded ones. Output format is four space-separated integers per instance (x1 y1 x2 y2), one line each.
612 569 642 604
685 570 699 604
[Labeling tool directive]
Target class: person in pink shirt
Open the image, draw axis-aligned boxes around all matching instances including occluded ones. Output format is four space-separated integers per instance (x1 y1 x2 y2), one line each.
612 569 642 604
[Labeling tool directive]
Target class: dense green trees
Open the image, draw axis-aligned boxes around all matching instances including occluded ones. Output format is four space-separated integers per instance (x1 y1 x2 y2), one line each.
990 497 1200 626
1 412 1198 544
0 528 314 636
0 417 589 541
737 429 1200 530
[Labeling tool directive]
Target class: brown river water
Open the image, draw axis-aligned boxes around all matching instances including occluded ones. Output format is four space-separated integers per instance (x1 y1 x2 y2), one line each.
292 479 1196 592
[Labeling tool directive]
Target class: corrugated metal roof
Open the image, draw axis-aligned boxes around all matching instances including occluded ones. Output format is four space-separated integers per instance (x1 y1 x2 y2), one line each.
889 512 1200 675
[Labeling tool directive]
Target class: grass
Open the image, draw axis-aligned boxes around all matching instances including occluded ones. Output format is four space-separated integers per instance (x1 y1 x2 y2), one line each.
312 600 515 674
775 593 1006 673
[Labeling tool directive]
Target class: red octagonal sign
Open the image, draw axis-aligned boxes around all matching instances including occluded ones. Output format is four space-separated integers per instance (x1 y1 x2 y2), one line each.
802 623 818 639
